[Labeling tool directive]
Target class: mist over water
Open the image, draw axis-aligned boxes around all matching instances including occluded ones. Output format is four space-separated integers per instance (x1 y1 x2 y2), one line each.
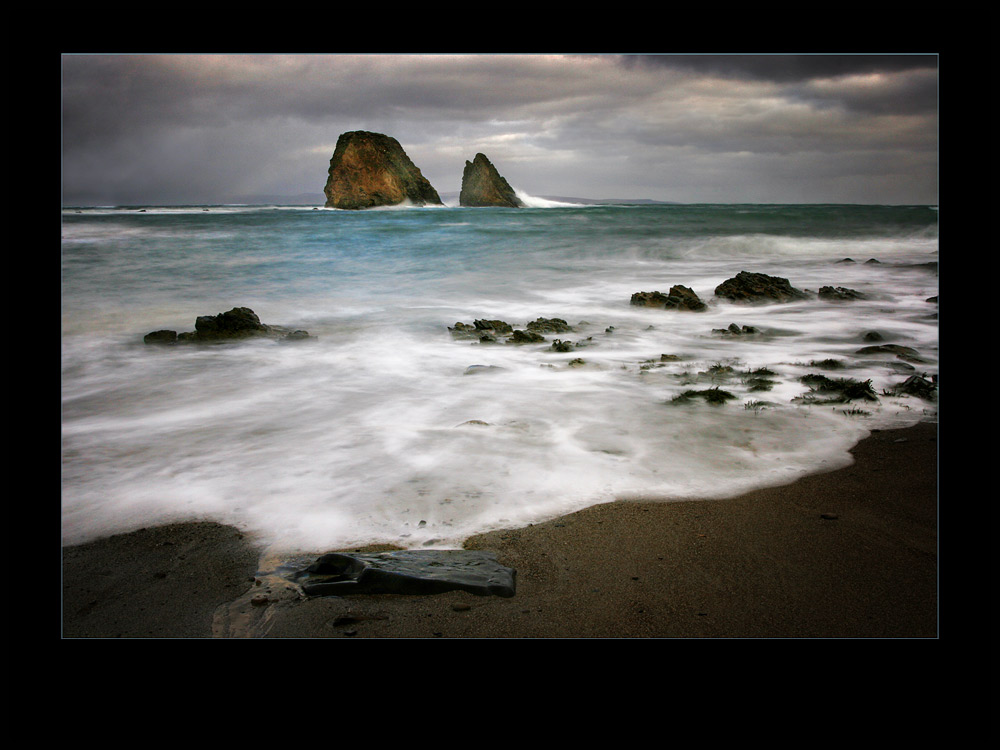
61 202 939 551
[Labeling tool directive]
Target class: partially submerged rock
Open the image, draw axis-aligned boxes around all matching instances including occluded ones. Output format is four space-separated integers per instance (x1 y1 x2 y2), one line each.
818 286 866 301
285 550 516 598
713 323 760 337
888 374 937 400
631 285 707 311
323 131 443 210
448 317 567 345
670 387 738 405
459 153 524 208
525 317 573 334
714 271 809 304
855 344 927 364
508 329 545 345
143 307 312 345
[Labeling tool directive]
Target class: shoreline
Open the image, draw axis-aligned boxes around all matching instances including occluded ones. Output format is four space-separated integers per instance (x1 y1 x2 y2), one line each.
62 422 937 638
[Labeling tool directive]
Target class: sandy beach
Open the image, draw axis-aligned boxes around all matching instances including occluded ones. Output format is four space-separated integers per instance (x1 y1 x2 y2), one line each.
61 422 937 639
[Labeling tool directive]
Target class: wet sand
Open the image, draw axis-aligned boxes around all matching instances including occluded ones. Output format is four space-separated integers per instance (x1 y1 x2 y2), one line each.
62 422 938 638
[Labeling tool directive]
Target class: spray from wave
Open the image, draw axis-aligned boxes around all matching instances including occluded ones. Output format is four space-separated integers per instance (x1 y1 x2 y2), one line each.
514 190 592 208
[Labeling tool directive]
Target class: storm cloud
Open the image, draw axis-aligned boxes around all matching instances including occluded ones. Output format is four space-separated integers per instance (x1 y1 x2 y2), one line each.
61 53 938 206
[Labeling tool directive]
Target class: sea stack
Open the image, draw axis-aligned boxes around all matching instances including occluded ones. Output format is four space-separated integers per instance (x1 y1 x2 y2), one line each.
459 153 525 207
323 131 444 210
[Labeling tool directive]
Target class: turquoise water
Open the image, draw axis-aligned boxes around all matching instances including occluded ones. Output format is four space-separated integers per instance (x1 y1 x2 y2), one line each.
61 201 939 552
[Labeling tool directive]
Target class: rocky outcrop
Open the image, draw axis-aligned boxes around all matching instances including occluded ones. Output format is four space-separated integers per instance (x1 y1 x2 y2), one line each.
714 271 809 304
631 285 707 311
459 153 524 207
448 317 573 345
323 131 443 210
143 307 312 344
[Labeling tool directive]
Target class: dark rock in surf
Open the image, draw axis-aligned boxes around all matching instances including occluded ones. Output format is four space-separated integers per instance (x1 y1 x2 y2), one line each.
526 317 573 333
144 307 313 345
323 131 443 210
888 374 937 400
459 153 524 208
714 271 809 304
194 306 270 339
508 329 546 345
818 286 866 301
475 319 514 335
285 549 516 598
713 323 760 337
463 365 505 375
143 330 178 345
854 344 926 363
631 285 707 312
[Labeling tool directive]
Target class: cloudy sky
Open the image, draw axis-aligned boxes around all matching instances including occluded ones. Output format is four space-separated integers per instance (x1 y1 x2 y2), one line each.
60 53 938 206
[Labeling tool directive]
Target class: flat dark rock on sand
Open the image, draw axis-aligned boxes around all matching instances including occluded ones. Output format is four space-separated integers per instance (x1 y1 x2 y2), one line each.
283 550 516 598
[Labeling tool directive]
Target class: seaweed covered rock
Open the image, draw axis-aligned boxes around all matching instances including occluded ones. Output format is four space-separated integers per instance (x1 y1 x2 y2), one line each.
714 271 809 304
459 153 524 208
670 387 738 405
798 374 879 403
888 374 937 400
144 307 312 345
285 550 516 598
323 131 443 210
631 285 707 311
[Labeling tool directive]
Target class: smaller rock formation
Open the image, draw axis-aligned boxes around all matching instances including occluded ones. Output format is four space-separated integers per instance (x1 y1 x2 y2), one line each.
324 131 443 210
818 286 866 301
525 317 573 334
714 271 809 304
712 323 760 337
631 285 707 311
448 317 569 346
143 307 312 345
854 344 926 364
459 153 524 207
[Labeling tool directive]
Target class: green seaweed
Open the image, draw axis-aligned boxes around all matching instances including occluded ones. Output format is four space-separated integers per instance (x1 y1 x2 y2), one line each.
808 358 845 370
799 373 879 403
670 387 738 405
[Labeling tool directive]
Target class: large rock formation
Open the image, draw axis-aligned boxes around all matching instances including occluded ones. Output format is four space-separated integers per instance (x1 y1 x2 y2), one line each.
459 153 524 207
323 131 443 210
714 271 810 304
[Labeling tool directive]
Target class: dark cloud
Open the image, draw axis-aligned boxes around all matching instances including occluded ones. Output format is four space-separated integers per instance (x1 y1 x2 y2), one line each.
617 54 936 82
61 53 938 205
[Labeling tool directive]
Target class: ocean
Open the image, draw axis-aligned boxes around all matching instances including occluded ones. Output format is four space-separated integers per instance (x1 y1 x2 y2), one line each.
61 197 939 553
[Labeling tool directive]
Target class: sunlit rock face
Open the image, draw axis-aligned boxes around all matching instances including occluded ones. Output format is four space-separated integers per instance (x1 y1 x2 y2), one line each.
459 153 524 208
323 131 443 210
